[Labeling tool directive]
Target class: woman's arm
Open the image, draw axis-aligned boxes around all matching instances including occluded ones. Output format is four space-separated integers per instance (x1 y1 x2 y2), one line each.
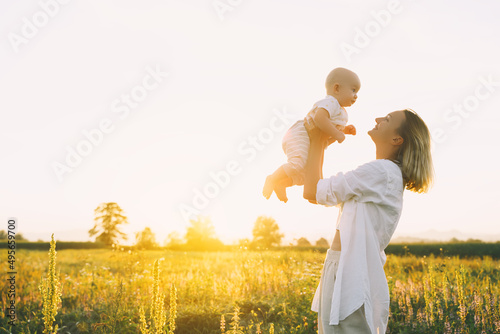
303 118 328 203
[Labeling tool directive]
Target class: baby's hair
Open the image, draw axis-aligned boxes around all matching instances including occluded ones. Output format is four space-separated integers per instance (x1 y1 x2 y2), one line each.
325 67 357 89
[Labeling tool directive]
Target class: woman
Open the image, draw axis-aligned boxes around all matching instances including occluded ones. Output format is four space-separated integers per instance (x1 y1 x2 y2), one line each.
303 109 434 334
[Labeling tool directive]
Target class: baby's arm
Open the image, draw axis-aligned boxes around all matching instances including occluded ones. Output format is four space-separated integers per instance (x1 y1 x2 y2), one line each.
313 108 346 143
324 125 355 147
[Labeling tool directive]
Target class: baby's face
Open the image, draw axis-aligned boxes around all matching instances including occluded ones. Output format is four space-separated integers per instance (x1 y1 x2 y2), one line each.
337 76 360 107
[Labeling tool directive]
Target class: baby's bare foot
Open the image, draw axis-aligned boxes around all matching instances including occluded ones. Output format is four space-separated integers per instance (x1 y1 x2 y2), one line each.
262 176 274 199
273 183 288 203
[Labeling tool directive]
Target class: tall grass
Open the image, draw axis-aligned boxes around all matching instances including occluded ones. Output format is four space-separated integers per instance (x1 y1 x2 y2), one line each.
38 234 62 334
386 254 500 333
0 248 499 333
139 259 177 333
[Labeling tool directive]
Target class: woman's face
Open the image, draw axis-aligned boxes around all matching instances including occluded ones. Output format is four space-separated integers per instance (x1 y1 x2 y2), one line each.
368 110 406 145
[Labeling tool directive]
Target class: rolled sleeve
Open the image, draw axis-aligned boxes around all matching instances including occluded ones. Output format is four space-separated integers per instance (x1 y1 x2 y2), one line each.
315 161 391 207
316 178 338 207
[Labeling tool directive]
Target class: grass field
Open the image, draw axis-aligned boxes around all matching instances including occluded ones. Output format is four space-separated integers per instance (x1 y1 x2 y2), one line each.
1 247 499 333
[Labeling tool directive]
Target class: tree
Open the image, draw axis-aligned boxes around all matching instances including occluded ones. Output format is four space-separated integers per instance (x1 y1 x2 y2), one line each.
315 237 330 248
185 216 223 251
89 202 129 246
135 227 158 249
252 216 284 248
164 231 183 249
296 237 311 247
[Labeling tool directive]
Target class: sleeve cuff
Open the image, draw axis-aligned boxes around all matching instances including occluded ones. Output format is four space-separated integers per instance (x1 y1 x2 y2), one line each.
316 178 336 207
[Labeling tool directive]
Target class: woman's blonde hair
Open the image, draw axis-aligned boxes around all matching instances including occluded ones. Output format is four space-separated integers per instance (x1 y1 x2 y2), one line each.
397 109 434 193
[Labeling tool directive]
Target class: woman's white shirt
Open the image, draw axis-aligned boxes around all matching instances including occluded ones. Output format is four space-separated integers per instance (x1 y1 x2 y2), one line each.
311 159 404 334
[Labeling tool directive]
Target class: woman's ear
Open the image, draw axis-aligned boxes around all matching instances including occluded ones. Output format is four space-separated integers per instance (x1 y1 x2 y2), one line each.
392 136 404 146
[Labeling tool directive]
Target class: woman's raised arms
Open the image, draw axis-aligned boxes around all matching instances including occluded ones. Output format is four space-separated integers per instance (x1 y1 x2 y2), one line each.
302 117 329 203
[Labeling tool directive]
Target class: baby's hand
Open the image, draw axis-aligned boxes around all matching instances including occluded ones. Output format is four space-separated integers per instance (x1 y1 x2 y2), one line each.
343 125 356 135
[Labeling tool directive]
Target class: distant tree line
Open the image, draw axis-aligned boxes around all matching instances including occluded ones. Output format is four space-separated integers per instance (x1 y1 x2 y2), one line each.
13 202 496 252
85 202 332 251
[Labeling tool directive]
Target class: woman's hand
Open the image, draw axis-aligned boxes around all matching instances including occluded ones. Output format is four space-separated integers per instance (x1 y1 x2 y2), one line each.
326 137 336 147
304 117 329 148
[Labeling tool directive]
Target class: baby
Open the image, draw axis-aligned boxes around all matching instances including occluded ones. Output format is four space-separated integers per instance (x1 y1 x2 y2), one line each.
262 67 360 202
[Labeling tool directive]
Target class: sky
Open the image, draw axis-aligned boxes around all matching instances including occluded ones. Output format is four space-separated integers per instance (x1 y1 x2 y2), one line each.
2 0 500 245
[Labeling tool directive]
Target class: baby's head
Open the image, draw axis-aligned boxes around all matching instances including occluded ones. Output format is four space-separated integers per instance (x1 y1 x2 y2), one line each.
325 68 360 107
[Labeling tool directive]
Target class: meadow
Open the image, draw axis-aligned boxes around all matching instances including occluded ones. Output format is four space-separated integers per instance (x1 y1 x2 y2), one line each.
1 246 499 334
